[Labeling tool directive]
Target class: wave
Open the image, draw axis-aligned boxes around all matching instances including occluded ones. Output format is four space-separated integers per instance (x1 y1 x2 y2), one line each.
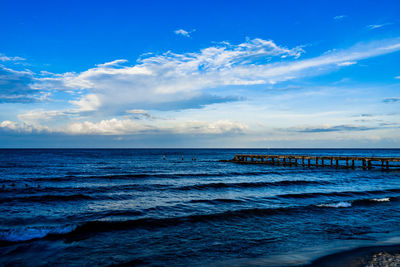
353 197 396 206
1 195 398 244
40 170 284 181
177 180 329 191
317 201 352 208
278 188 400 199
31 177 74 182
0 206 302 244
317 197 397 208
0 225 76 243
190 198 244 204
0 194 94 204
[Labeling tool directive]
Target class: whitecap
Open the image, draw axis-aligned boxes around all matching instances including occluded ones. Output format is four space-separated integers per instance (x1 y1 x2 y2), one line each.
371 197 390 202
317 201 352 208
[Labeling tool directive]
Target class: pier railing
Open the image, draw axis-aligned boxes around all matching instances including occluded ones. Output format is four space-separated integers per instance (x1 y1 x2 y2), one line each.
224 154 400 170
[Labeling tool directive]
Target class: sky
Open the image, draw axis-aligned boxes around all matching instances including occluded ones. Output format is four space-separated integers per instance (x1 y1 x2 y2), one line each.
0 0 400 148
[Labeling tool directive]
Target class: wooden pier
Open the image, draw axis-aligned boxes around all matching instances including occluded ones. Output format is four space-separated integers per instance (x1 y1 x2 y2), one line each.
223 154 400 170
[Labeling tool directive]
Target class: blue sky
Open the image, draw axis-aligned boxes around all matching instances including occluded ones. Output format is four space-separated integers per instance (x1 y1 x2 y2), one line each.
1 0 400 147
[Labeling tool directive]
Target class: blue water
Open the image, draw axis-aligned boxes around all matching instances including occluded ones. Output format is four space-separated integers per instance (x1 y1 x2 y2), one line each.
1 149 400 266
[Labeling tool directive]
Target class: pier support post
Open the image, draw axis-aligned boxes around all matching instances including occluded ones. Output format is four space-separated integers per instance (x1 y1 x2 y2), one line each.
386 161 389 170
302 157 305 166
322 159 324 167
331 159 333 167
308 158 311 167
368 160 372 170
336 159 339 168
352 160 355 169
362 159 366 170
316 157 319 167
346 159 349 168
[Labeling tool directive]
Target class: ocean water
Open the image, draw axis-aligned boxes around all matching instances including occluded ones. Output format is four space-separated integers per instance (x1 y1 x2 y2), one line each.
1 148 400 266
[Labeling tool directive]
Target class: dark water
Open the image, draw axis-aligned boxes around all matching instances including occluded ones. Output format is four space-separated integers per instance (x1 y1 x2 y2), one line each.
1 149 400 266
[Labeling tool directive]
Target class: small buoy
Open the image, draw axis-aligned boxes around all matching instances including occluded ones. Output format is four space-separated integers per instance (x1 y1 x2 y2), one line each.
37 185 40 188
11 183 15 187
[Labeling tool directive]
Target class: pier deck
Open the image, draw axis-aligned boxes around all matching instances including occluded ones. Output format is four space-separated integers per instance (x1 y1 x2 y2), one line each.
223 154 400 170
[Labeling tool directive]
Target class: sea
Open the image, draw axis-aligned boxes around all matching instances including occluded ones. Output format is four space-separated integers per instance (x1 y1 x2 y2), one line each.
1 148 400 266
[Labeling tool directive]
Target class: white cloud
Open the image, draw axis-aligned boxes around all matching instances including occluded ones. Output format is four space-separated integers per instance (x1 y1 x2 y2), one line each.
0 120 48 133
333 15 346 20
67 118 247 135
174 29 193 37
0 54 25 62
69 94 101 112
337 61 357 66
170 120 248 134
27 37 400 116
395 76 400 79
3 37 400 144
367 23 393 30
96 59 128 67
65 118 247 135
66 118 150 135
0 117 247 136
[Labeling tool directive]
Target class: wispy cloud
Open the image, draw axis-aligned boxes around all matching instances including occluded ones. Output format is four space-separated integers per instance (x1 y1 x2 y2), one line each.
174 29 194 37
383 97 400 103
337 61 357 66
395 76 400 79
0 54 25 62
0 66 41 103
32 37 400 116
126 109 154 120
290 124 376 133
367 23 393 30
333 15 347 20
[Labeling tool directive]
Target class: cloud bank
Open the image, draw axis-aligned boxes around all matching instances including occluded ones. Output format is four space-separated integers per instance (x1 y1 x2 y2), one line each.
30 37 400 115
1 37 400 139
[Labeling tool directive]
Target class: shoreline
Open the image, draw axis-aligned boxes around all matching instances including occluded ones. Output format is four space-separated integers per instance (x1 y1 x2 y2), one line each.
303 244 400 267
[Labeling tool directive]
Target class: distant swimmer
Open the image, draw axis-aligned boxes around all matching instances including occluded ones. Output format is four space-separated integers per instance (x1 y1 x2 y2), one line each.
163 155 166 160
182 156 184 160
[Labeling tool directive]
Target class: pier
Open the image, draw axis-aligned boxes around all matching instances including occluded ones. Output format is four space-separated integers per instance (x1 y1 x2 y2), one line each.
223 154 400 170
